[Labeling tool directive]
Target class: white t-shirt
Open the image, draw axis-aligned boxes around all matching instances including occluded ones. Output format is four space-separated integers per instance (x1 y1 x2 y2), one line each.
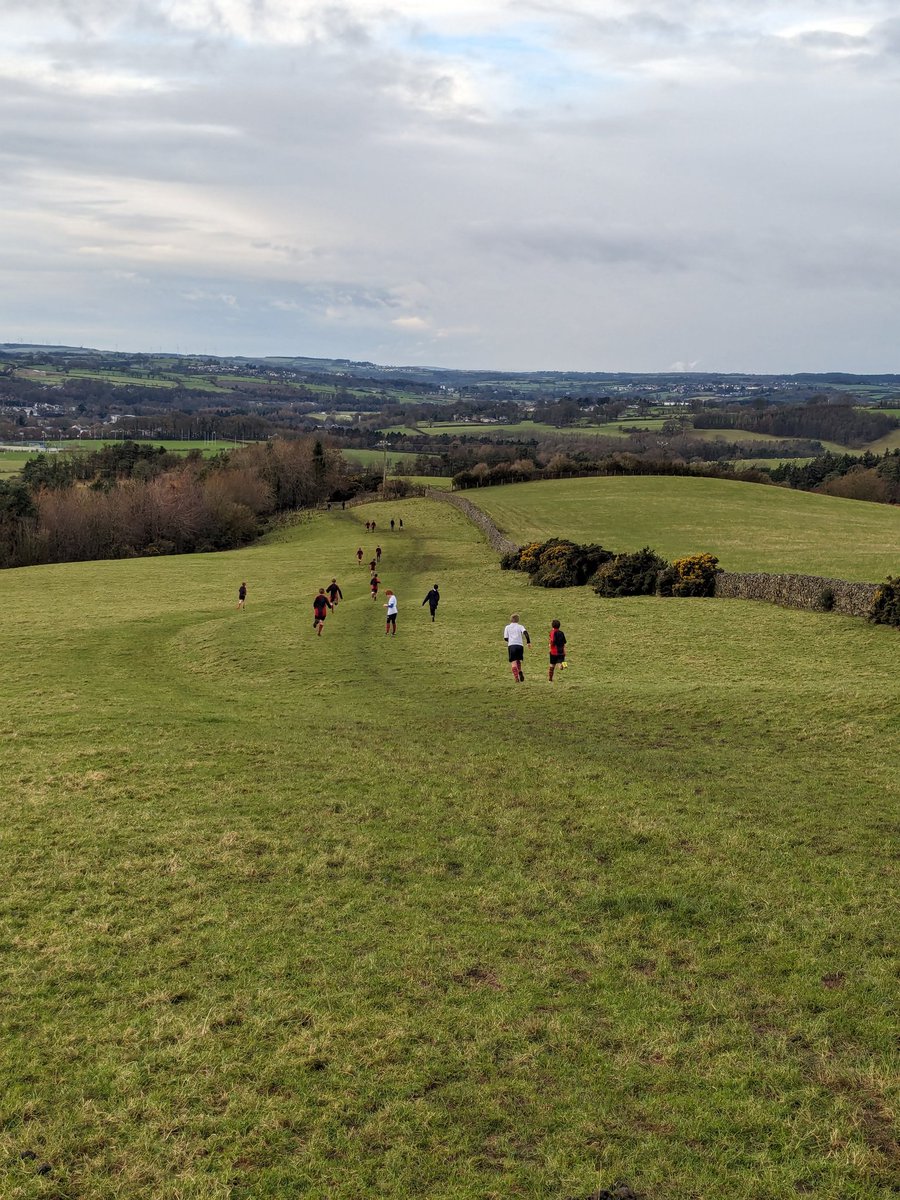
386 595 398 616
503 622 528 646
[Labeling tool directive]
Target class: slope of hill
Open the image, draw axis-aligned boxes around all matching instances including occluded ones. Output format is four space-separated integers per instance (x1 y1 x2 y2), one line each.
462 476 900 582
1 499 898 1198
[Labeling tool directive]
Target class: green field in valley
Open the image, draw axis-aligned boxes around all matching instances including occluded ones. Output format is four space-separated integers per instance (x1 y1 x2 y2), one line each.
463 476 900 582
1 492 898 1198
0 441 253 477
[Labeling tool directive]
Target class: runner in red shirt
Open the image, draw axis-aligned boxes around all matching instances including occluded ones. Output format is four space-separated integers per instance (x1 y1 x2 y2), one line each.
313 588 333 636
548 620 567 681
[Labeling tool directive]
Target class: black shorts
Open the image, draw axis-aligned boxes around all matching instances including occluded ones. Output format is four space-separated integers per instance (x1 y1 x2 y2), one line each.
386 613 397 625
550 654 565 665
508 645 524 662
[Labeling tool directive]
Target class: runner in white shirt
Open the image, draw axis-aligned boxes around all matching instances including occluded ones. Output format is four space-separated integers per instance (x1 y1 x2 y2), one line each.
384 590 398 636
503 613 531 682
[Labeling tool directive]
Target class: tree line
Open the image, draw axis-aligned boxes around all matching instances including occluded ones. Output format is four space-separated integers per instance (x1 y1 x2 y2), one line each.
0 438 364 569
693 402 897 448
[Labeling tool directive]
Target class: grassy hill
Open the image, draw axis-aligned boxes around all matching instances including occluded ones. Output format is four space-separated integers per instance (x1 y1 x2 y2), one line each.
1 498 897 1199
462 476 900 582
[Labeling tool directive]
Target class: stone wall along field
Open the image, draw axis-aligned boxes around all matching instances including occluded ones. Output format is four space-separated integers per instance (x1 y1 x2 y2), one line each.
426 489 519 556
715 571 878 617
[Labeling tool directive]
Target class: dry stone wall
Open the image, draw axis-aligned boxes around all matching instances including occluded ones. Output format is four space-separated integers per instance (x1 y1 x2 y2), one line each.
426 489 519 556
715 571 878 617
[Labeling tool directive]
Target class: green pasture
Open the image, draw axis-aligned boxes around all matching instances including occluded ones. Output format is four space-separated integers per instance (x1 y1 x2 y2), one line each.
47 439 249 455
400 474 453 489
404 420 860 455
341 448 408 470
464 475 900 582
1 497 897 1199
0 449 34 478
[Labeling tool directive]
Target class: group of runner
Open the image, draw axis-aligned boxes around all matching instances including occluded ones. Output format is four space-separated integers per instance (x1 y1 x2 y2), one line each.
236 514 567 677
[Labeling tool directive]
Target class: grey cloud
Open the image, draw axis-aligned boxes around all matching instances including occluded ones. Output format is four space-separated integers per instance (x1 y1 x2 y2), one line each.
465 220 711 272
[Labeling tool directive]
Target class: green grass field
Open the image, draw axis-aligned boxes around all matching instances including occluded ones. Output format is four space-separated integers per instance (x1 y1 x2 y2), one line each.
407 420 863 456
342 448 413 470
0 449 34 478
0 442 252 481
1 494 898 1199
42 439 249 454
464 476 900 582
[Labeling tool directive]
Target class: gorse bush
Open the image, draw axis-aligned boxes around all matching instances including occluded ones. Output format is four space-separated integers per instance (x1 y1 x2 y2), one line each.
591 547 670 598
500 539 614 588
657 552 720 598
868 577 900 627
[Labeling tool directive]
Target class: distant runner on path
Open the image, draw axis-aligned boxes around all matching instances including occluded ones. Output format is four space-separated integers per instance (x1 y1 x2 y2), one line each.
369 557 377 573
375 545 382 562
237 581 247 610
326 578 343 606
548 620 568 681
313 588 333 636
384 590 398 635
503 613 530 683
356 546 364 566
370 573 380 600
390 518 395 532
422 584 440 622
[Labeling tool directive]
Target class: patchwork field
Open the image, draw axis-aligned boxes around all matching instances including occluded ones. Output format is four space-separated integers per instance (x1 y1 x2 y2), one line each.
1 493 898 1199
463 476 900 582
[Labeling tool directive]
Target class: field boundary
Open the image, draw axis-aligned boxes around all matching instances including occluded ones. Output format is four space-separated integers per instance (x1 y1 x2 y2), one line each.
426 488 519 555
715 571 878 617
430 489 885 619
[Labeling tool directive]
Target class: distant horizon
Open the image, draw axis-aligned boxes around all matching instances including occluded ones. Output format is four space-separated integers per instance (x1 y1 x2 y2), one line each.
3 342 899 381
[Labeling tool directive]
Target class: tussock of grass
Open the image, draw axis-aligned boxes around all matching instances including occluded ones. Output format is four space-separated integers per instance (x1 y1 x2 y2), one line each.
1 497 897 1198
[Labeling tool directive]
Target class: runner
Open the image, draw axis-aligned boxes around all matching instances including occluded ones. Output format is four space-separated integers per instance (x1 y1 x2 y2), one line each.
326 578 343 606
503 613 531 682
422 583 440 622
370 573 380 601
237 581 247 610
369 557 377 573
365 520 371 533
375 545 382 562
390 518 395 532
356 546 364 566
548 619 568 681
399 518 403 530
383 590 398 635
313 588 333 636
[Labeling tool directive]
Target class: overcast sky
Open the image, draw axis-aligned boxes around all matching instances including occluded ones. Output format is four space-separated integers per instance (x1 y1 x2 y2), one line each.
2 1 899 371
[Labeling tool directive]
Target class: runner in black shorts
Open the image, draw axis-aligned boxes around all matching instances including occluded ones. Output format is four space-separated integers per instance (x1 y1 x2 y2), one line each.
548 619 567 681
326 578 342 606
313 588 333 636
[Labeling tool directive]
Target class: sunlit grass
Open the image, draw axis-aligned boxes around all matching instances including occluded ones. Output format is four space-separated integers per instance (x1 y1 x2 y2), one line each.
1 497 897 1198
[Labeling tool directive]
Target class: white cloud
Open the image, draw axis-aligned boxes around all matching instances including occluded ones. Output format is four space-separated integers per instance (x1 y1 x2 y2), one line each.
391 316 430 330
0 0 898 369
